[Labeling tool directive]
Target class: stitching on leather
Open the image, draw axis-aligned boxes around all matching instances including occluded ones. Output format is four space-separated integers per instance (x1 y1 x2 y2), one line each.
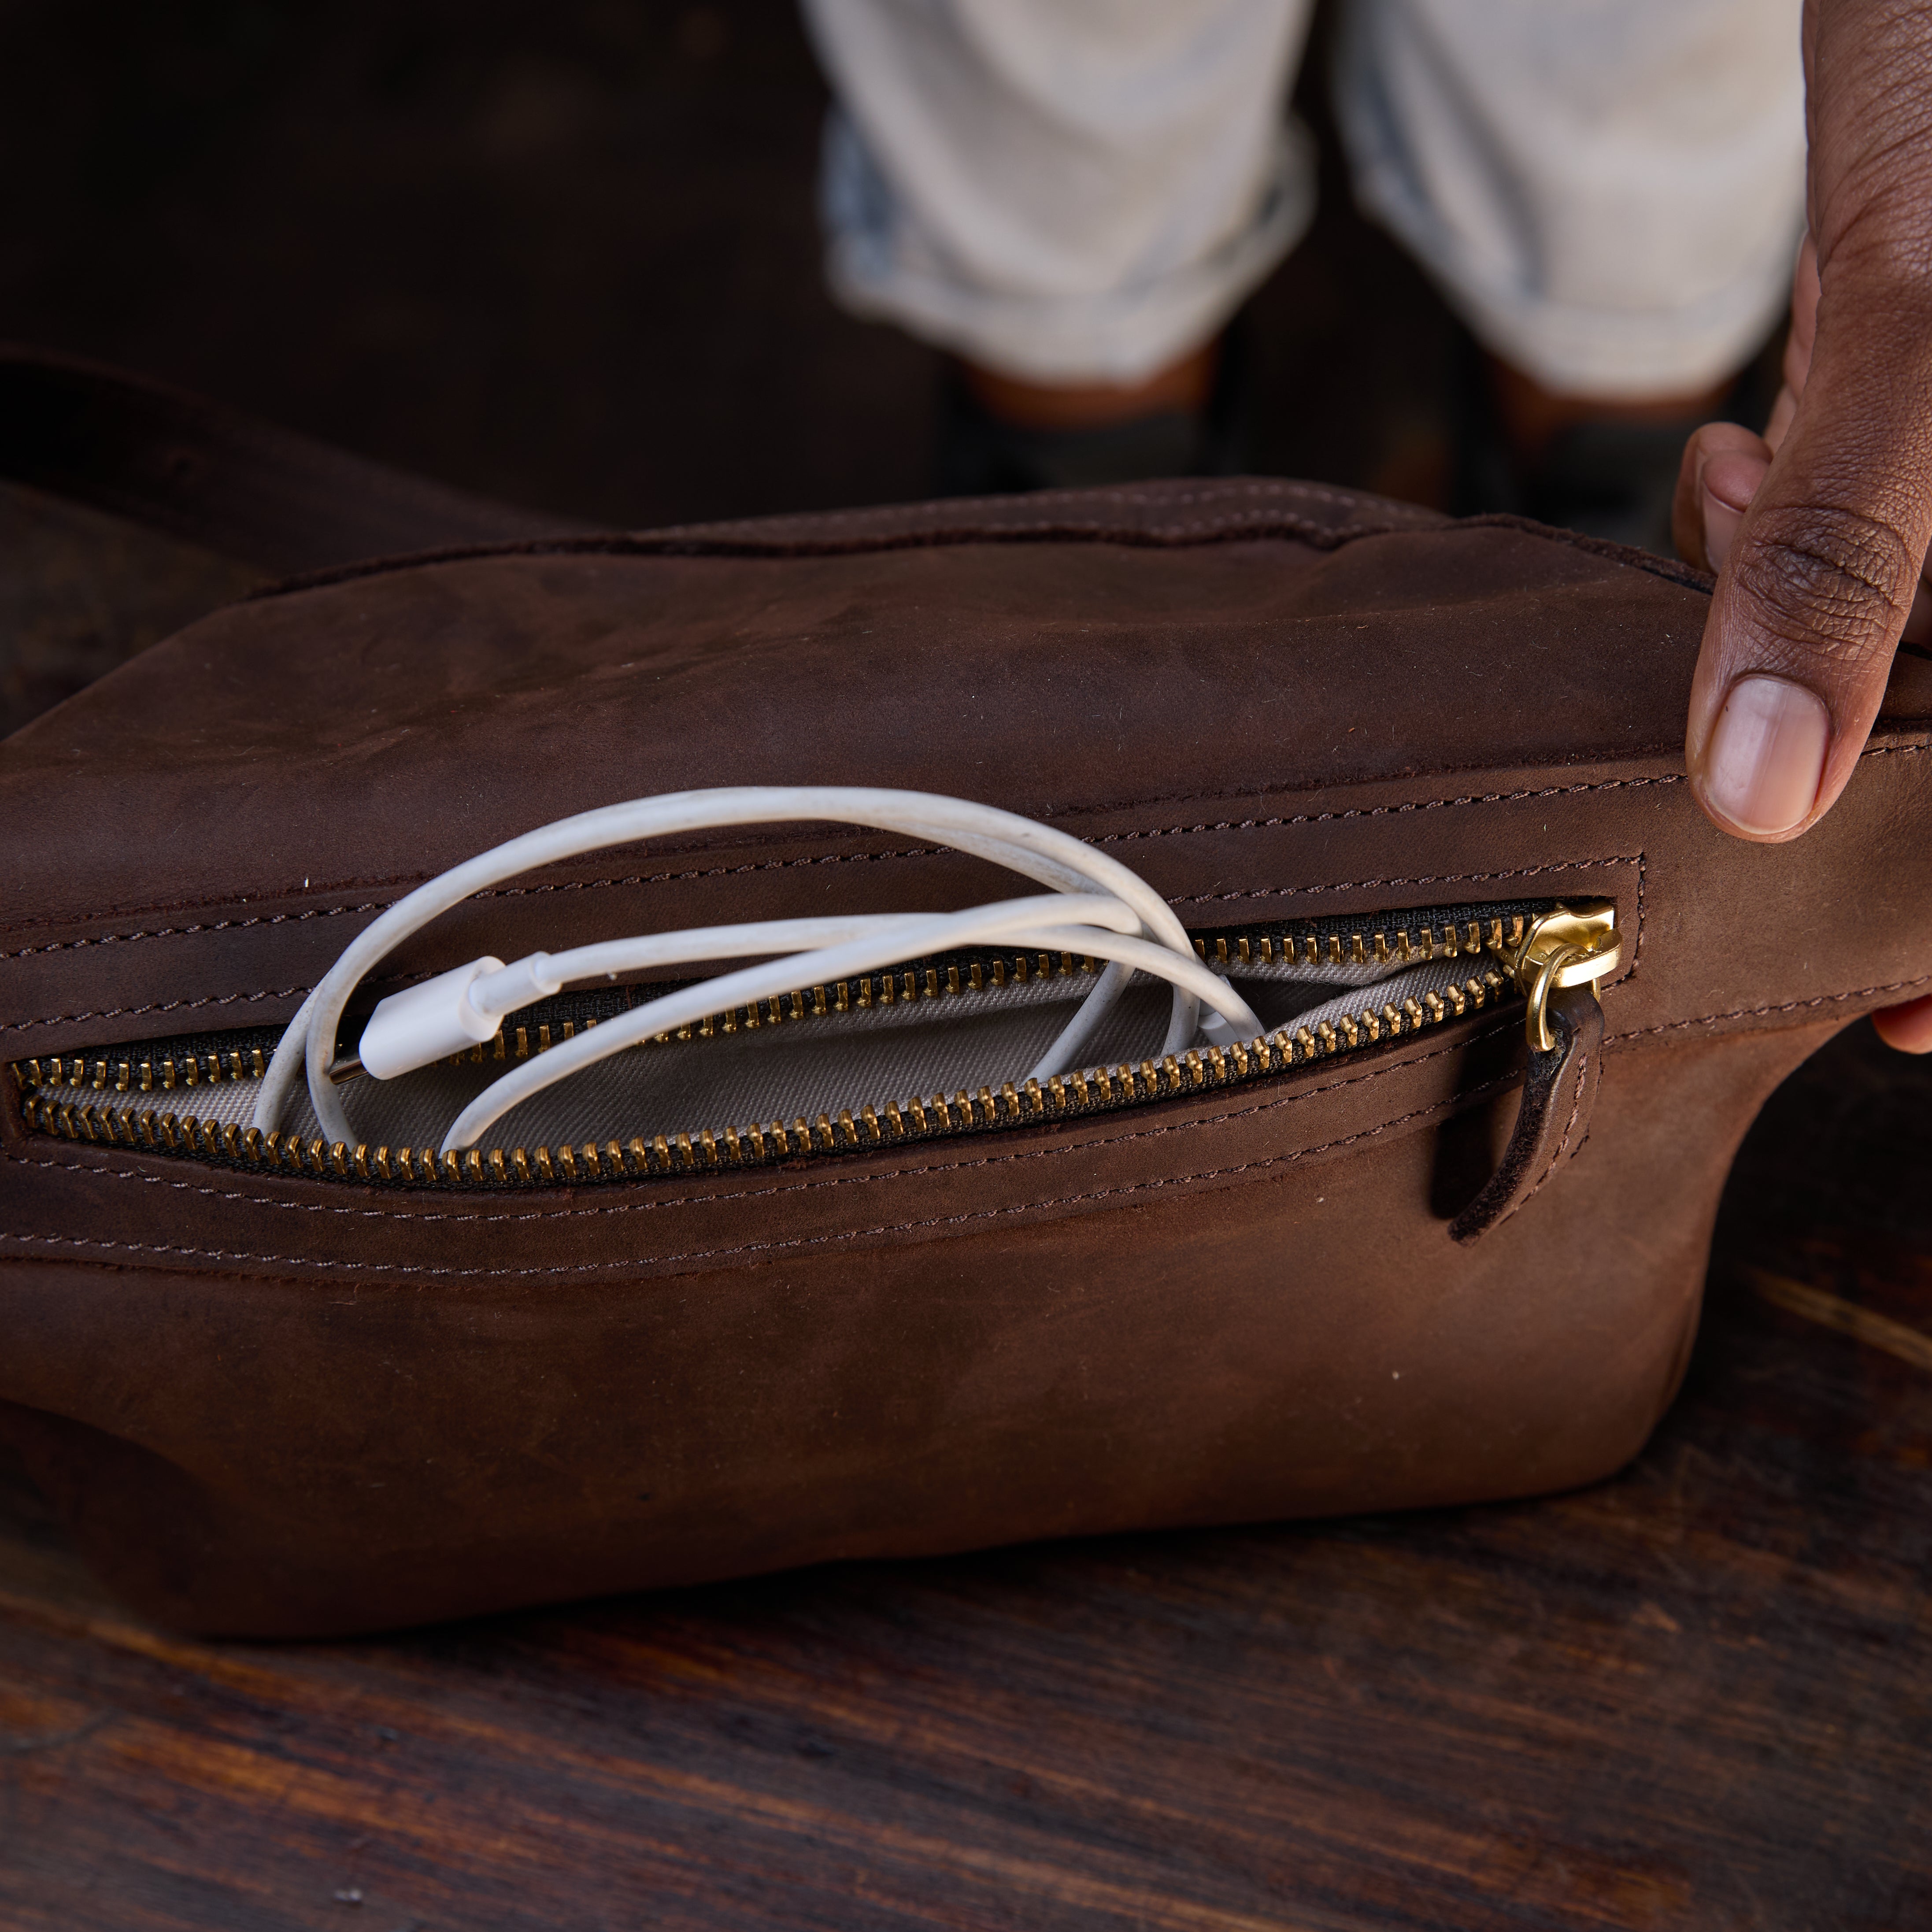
1607 971 1932 1039
26 733 1918 957
0 779 1677 961
25 732 1924 959
0 1025 1518 1231
1170 855 1637 908
4 743 1918 1022
0 850 1646 1035
22 739 1923 957
0 904 389 960
1084 779 1684 851
0 855 1641 1036
0 1078 1517 1280
469 847 933 905
0 986 312 1035
0 854 941 961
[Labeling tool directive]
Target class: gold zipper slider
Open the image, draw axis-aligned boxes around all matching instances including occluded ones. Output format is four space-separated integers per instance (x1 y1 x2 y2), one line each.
1508 902 1620 1052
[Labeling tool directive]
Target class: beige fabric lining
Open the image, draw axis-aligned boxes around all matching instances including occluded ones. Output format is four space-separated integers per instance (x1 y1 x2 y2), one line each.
178 952 1497 1152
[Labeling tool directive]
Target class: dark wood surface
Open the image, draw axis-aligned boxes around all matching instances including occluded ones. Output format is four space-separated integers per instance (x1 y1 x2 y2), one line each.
3 1019 1927 1932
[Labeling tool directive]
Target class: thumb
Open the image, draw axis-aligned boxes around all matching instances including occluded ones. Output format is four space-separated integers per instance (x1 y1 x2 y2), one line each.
1685 0 1932 844
1685 266 1932 840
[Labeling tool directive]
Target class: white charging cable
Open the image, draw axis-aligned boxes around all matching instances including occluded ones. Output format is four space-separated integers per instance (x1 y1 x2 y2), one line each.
252 787 1261 1156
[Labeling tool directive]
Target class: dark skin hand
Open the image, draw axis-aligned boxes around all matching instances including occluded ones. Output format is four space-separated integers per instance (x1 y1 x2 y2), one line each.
1676 0 1932 1051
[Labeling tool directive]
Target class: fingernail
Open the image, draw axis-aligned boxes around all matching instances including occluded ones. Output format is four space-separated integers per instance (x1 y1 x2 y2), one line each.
1700 674 1830 835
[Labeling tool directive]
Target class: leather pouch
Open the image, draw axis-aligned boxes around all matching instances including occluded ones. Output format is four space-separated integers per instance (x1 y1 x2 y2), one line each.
4 359 1932 1636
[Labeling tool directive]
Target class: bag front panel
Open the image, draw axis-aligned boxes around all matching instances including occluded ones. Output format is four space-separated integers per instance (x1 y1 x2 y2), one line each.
0 1019 1826 1636
4 481 1930 1634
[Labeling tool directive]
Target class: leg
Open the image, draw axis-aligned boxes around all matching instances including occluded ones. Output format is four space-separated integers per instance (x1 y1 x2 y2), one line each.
801 0 1317 487
1335 0 1806 544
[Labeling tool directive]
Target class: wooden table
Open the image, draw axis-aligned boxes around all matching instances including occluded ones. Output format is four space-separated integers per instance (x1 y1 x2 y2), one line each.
3 1022 1927 1932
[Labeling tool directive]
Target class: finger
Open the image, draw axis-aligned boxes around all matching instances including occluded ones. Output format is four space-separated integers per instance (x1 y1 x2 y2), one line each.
1702 442 1773 573
1684 281 1932 841
1759 241 1932 1056
1673 422 1773 572
1872 995 1932 1053
1683 2 1932 843
1768 246 1932 649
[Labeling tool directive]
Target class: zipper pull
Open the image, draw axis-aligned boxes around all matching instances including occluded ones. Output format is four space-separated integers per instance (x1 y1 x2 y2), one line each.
1449 903 1619 1243
1449 982 1603 1244
1506 903 1620 1051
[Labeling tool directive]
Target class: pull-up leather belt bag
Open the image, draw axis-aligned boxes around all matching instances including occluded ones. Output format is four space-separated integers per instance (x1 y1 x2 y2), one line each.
4 382 1930 1635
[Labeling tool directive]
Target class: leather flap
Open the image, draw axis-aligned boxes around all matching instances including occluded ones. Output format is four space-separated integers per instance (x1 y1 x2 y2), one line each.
2 478 1928 1061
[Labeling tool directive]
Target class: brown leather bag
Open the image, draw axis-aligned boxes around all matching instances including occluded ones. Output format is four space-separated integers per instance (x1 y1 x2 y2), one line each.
4 352 1931 1637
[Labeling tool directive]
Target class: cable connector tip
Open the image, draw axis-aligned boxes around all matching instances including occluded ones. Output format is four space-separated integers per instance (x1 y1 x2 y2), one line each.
358 958 506 1081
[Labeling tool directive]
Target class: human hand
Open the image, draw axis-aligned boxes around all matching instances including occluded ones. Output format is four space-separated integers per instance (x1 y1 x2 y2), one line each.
1673 2 1932 1053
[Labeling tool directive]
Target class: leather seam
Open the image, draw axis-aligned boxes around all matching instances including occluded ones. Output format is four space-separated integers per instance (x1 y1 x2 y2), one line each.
252 502 1441 596
0 1077 1517 1278
661 481 1440 527
0 791 1666 962
1168 854 1638 908
0 1025 1520 1228
34 739 1927 954
1075 737 1922 844
249 490 1712 597
4 850 1646 981
1606 970 1932 1040
0 985 313 1036
0 850 1645 1035
1085 783 1683 849
0 909 388 960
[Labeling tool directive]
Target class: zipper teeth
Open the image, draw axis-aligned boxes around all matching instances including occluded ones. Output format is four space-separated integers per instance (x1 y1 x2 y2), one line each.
1195 912 1523 971
11 916 1523 1188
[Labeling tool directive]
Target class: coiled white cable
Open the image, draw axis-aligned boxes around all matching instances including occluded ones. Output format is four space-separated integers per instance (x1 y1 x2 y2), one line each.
252 787 1261 1156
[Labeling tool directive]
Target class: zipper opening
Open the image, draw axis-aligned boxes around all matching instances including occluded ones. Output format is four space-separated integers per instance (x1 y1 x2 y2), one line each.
12 898 1611 1189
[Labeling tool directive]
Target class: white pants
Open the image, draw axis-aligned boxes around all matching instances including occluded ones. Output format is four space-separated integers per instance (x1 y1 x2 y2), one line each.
802 0 1806 398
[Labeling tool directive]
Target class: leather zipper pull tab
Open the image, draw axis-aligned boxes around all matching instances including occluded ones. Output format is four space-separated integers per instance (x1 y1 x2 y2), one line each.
1448 982 1603 1244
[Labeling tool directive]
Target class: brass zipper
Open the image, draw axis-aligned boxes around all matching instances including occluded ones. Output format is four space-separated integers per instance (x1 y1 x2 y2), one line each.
11 900 1614 1189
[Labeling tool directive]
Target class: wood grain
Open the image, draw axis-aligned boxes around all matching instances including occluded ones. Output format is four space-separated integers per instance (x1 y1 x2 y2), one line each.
2 1019 1926 1932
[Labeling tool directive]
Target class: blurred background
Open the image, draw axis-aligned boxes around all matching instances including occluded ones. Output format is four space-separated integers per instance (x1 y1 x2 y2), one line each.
0 0 1462 736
